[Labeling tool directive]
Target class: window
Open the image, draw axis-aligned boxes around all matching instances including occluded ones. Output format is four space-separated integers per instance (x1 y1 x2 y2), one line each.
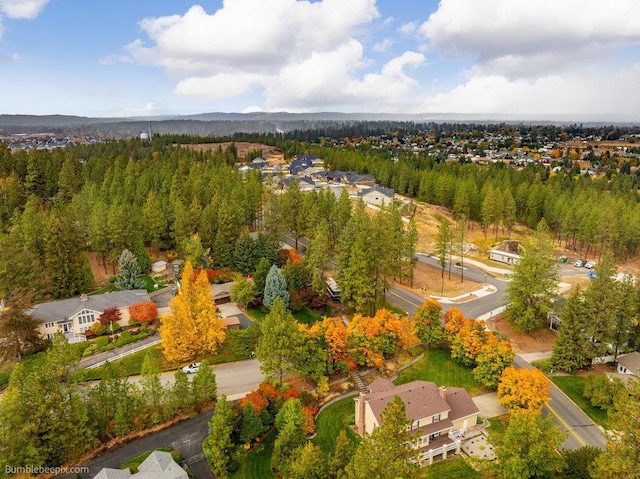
77 310 95 325
46 332 55 339
430 432 440 440
45 322 55 329
433 414 441 423
79 326 90 333
411 420 419 430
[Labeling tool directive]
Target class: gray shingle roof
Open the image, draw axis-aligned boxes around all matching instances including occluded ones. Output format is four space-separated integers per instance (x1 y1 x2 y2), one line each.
28 289 150 324
359 185 395 198
93 451 187 479
618 351 640 375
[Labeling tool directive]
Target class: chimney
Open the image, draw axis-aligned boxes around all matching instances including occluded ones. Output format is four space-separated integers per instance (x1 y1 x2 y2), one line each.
80 294 88 302
439 386 447 400
357 391 366 437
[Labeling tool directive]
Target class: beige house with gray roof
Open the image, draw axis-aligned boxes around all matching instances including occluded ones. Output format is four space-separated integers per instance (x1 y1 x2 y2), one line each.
355 379 479 465
28 289 151 343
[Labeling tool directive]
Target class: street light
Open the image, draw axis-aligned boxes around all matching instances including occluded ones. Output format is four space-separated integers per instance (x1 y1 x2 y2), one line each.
484 274 487 285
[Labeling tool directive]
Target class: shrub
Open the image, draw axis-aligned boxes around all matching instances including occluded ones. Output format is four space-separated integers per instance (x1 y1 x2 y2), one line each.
95 336 110 350
106 344 115 351
83 346 97 357
108 275 117 283
115 331 133 348
0 371 10 387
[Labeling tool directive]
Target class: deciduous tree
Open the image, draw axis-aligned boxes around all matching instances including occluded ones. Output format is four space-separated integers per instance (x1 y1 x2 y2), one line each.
159 261 226 362
473 337 515 390
128 301 158 323
0 290 43 360
498 366 550 413
413 299 445 348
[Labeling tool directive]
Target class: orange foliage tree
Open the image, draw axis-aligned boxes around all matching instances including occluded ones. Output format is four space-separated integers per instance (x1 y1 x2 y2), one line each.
346 309 416 368
498 366 550 413
449 317 487 366
473 336 515 389
128 301 158 322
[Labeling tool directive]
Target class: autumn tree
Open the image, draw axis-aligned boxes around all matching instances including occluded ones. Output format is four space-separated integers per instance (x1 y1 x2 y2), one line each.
263 264 290 309
498 366 550 413
128 301 158 323
412 299 445 347
159 261 226 362
323 316 349 371
492 412 566 479
344 395 420 479
0 290 43 360
99 306 122 329
473 337 515 389
506 220 559 332
256 297 302 384
592 378 640 478
203 395 236 479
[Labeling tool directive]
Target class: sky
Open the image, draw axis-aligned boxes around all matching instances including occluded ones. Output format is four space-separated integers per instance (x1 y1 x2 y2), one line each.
1 0 640 120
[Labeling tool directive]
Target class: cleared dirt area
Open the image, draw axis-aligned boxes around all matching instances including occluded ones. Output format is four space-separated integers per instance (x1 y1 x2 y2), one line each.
397 261 483 298
181 142 284 163
487 315 556 354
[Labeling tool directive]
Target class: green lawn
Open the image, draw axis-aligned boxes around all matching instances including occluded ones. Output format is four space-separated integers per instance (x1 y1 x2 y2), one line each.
551 376 609 429
231 430 276 479
75 327 258 381
394 348 486 396
485 414 509 438
247 306 323 325
313 395 361 455
423 457 482 479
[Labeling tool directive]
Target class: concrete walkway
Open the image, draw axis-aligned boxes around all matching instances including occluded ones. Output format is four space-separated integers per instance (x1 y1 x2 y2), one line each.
472 392 507 419
431 284 497 304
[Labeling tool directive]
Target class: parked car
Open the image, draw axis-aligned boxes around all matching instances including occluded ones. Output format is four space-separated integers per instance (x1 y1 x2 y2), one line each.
182 362 200 374
584 261 596 269
573 259 584 268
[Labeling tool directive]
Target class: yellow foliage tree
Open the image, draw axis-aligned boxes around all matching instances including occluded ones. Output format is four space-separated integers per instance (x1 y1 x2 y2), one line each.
159 261 226 362
497 366 549 413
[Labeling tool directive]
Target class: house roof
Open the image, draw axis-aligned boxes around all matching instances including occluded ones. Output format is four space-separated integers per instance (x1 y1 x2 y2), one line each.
362 380 478 426
28 289 150 324
617 351 640 374
94 451 187 479
359 185 395 198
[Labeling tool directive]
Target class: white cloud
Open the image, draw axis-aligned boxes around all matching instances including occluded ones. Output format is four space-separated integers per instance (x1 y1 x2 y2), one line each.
112 0 440 110
399 21 417 36
372 37 393 52
421 0 640 79
419 64 640 118
0 0 49 19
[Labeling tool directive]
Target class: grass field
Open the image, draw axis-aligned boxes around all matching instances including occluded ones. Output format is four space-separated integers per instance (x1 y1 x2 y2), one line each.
550 376 609 429
313 395 361 455
247 306 323 325
231 430 276 479
394 348 486 396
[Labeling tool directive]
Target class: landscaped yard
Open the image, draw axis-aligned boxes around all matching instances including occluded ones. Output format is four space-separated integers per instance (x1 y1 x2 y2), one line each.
550 376 609 429
247 306 324 325
76 327 258 381
231 429 276 479
423 456 483 479
313 395 361 455
394 348 487 396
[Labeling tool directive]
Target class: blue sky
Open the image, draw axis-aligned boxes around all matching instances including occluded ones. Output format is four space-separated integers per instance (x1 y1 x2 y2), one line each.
1 0 640 119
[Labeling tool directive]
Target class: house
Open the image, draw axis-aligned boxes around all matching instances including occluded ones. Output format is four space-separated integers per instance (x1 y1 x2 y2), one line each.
488 249 520 265
616 351 640 376
355 379 479 466
249 157 268 169
283 176 316 192
152 260 168 273
28 289 151 342
359 186 395 206
94 450 187 479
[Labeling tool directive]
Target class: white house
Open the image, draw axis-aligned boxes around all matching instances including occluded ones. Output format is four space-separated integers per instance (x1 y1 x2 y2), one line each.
28 289 151 342
354 379 479 466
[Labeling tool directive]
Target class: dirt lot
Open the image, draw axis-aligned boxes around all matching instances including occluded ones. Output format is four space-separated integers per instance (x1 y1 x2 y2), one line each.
487 315 556 354
397 261 483 298
180 142 284 163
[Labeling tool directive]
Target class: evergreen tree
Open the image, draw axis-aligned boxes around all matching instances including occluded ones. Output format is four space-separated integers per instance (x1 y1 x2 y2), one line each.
551 289 592 372
272 399 308 475
239 403 266 444
506 220 559 332
203 395 236 479
288 442 330 479
170 369 194 415
253 257 272 298
306 221 331 297
233 233 258 275
263 265 290 309
256 298 302 383
330 430 355 477
114 248 145 290
191 360 217 410
140 349 166 425
344 395 420 479
0 290 43 360
436 217 452 291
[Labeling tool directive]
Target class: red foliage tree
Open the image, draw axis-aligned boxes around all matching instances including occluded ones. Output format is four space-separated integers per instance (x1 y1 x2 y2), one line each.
128 301 158 322
99 307 122 325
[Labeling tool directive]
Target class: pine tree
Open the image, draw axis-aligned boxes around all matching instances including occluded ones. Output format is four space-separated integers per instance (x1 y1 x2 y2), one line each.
253 257 272 298
330 430 355 477
159 261 227 362
506 220 559 332
203 395 236 479
239 403 266 444
551 288 592 373
344 396 420 479
306 221 331 297
256 298 302 383
288 442 329 479
263 265 290 309
191 360 217 410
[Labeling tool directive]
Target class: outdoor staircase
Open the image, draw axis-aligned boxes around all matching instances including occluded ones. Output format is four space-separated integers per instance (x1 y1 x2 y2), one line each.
350 370 368 392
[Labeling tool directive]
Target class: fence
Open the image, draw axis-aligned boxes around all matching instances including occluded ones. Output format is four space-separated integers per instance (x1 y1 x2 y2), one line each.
85 338 162 369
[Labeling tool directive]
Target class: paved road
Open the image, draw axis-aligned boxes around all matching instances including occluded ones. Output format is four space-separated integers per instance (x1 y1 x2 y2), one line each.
54 410 214 479
512 356 606 450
